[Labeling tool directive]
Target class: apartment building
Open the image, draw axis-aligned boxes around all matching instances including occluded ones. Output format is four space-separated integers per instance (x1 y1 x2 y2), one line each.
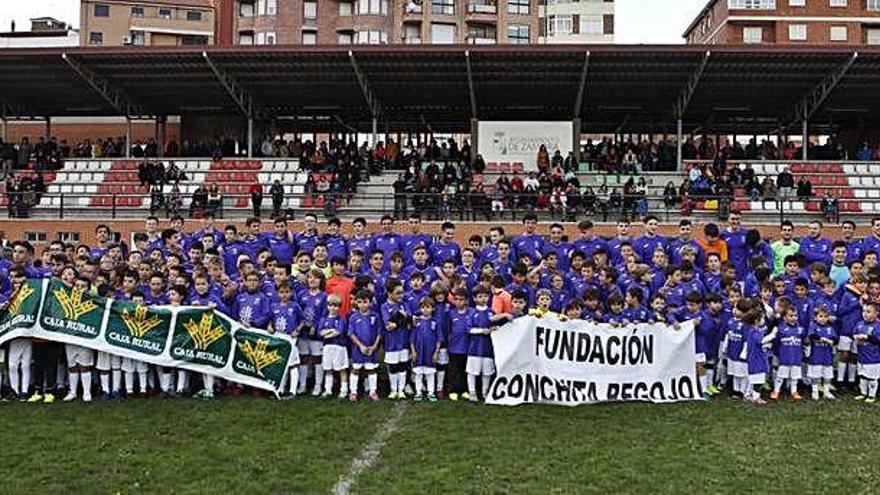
80 0 215 46
685 0 880 45
539 0 613 44
218 0 541 45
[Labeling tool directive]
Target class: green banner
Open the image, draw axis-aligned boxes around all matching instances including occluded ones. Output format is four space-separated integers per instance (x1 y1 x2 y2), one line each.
0 279 43 338
106 299 172 356
39 279 104 340
0 279 297 394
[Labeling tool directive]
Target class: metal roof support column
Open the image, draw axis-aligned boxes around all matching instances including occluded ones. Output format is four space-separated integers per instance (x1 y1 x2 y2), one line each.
372 118 378 147
125 117 132 158
465 50 478 120
791 52 858 129
349 51 382 120
573 51 590 118
157 116 166 158
802 118 808 161
61 52 139 117
247 110 254 159
673 51 710 119
676 118 683 172
45 116 51 141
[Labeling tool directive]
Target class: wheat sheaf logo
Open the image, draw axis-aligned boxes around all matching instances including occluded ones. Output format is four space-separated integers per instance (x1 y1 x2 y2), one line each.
183 312 227 350
53 288 98 320
121 305 164 338
238 338 282 376
8 284 35 315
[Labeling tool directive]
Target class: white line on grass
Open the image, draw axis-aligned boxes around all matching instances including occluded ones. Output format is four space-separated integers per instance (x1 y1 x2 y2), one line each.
331 402 409 495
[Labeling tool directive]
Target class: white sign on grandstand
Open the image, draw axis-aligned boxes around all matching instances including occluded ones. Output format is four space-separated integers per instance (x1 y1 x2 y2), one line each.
477 121 573 172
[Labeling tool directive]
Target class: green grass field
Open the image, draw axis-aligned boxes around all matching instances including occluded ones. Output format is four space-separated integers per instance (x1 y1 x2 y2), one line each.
2 395 880 494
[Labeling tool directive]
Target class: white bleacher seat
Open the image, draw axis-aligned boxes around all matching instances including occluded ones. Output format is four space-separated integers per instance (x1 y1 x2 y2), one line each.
80 173 93 183
291 184 305 195
85 185 97 194
258 173 270 184
85 161 99 172
67 172 80 182
856 189 867 199
263 161 275 171
196 161 211 171
790 202 804 211
72 185 85 194
59 184 73 194
78 197 90 207
844 164 857 175
864 203 875 212
761 201 776 211
275 162 290 173
182 197 193 207
286 197 301 208
865 177 876 187
99 161 112 171
848 177 861 187
871 164 880 175
192 173 205 184
749 201 763 211
869 190 880 199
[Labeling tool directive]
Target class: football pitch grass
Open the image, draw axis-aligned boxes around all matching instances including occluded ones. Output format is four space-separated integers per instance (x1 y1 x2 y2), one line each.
2 395 880 494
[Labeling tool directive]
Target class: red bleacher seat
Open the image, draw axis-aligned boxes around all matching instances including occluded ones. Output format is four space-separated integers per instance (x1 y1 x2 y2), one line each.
472 174 483 184
234 197 249 208
513 163 524 173
828 163 844 173
486 162 499 172
805 202 820 212
302 197 314 208
803 163 817 174
790 164 805 173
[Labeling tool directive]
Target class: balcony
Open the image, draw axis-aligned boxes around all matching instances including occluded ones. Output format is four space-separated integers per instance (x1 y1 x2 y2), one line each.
403 0 423 14
404 37 422 44
467 35 496 44
467 1 497 14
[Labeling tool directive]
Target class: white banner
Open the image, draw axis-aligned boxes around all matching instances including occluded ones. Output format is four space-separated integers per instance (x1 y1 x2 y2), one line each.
487 317 699 406
477 121 573 172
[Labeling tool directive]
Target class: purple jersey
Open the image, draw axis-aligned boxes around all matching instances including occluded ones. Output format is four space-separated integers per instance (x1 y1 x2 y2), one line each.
429 240 461 266
623 305 651 323
381 301 411 353
234 291 271 329
512 234 544 264
299 290 328 340
189 292 232 317
348 311 381 364
410 317 441 368
448 307 473 355
726 319 746 363
808 323 837 366
775 323 804 367
468 306 495 358
294 231 320 257
347 235 373 258
270 302 302 336
322 234 348 262
746 326 769 375
854 321 880 365
317 314 348 347
265 233 295 265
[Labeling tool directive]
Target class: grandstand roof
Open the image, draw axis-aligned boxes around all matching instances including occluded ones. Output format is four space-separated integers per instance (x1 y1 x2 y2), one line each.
1 44 878 133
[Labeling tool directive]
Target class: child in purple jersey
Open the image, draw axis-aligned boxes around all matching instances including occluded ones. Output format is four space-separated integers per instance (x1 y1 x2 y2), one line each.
744 307 775 405
234 272 272 330
146 272 170 306
467 287 508 402
808 306 838 400
448 288 474 401
622 287 651 324
298 270 328 396
118 291 150 397
770 307 805 401
562 301 583 322
348 291 382 401
548 273 571 314
411 298 442 402
268 281 302 400
404 272 428 315
603 293 627 327
853 301 880 403
723 299 750 397
317 295 350 399
381 279 411 400
580 288 603 322
59 270 94 404
431 285 452 399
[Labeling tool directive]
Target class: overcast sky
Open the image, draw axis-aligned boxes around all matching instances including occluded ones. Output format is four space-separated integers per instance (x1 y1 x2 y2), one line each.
0 0 709 43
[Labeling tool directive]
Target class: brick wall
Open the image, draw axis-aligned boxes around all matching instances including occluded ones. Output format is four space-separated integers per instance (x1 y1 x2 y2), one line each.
5 122 182 145
0 218 872 251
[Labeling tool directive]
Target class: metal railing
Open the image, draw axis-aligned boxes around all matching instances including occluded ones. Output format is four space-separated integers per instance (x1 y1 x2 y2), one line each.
0 190 855 224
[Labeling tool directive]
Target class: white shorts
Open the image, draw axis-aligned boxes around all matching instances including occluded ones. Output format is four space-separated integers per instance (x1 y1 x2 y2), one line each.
466 356 496 376
727 359 748 378
695 352 706 364
351 362 378 371
384 349 409 364
858 363 880 380
321 345 349 371
96 351 122 370
776 365 802 380
307 340 324 356
436 349 449 366
413 366 437 375
120 358 149 373
65 344 94 367
808 365 834 380
8 339 32 365
838 336 854 352
748 373 766 385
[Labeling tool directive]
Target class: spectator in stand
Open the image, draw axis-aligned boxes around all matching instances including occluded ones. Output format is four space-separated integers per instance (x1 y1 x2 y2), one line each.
796 176 813 199
777 167 794 200
473 153 486 174
16 137 31 169
583 186 596 216
207 185 222 217
857 142 875 161
270 180 285 218
634 178 648 219
537 145 550 174
762 177 777 200
392 174 407 220
191 184 208 219
149 184 164 215
168 184 182 217
663 181 679 209
822 191 838 222
249 182 263 218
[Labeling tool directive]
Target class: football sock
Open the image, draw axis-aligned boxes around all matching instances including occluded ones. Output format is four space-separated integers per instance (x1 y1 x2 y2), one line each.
112 370 122 392
467 374 477 396
100 373 110 394
481 374 492 397
368 373 377 393
125 372 135 394
860 379 869 396
81 371 92 397
287 368 299 396
297 365 308 393
436 370 445 392
68 372 80 396
414 373 424 395
789 379 797 395
700 373 709 394
706 369 715 388
870 380 878 399
313 365 325 393
837 362 848 382
773 377 783 394
426 374 436 395
349 374 360 395
324 374 334 394
848 365 857 383
203 374 214 392
138 372 148 393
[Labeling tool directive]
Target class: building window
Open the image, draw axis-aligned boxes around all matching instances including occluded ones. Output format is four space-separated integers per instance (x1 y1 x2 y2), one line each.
743 26 762 43
870 0 880 11
304 1 317 19
548 15 572 36
266 31 276 44
508 24 529 44
358 0 389 15
788 0 804 5
580 17 603 35
405 24 421 43
338 33 353 44
25 232 47 244
547 0 570 4
339 2 353 15
789 23 807 40
508 0 529 15
356 30 388 44
830 26 847 41
131 30 146 45
432 0 454 15
94 4 110 17
431 23 456 43
728 0 776 8
88 31 103 45
181 35 208 44
302 31 317 44
158 8 172 19
829 0 846 5
131 6 144 17
240 1 255 16
267 0 277 15
57 232 80 243
239 32 255 44
186 11 202 21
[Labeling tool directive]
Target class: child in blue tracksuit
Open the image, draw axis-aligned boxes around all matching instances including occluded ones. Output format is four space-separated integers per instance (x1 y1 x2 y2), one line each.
808 306 838 400
771 307 805 401
411 298 442 402
853 301 880 403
